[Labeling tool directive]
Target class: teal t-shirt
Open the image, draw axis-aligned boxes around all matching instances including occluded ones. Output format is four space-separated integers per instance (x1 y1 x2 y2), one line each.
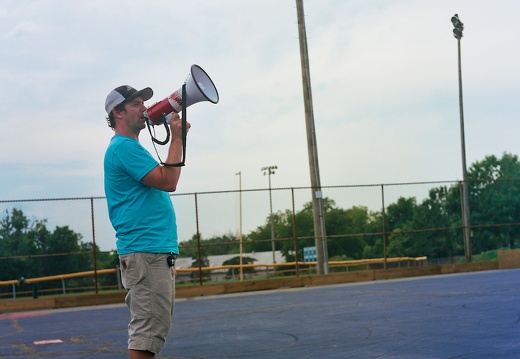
104 135 178 255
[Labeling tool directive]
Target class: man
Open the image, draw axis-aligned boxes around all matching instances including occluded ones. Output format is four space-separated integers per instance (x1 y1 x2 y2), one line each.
104 85 190 358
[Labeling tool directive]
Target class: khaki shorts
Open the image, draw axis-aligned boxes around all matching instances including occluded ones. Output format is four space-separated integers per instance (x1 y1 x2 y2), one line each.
119 252 175 354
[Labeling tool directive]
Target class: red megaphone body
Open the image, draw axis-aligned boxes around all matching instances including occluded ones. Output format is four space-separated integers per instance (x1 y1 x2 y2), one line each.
144 64 219 125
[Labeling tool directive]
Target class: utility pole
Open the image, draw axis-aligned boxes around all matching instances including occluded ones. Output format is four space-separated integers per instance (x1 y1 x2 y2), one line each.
295 0 328 275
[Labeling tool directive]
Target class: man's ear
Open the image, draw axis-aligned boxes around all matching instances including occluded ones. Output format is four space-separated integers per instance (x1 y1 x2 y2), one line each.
113 108 125 119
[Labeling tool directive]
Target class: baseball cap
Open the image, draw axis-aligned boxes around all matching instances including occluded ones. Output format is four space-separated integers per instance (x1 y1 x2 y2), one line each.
105 85 153 115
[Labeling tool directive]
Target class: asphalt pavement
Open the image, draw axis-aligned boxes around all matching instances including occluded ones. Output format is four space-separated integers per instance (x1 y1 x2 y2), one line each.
1 269 519 358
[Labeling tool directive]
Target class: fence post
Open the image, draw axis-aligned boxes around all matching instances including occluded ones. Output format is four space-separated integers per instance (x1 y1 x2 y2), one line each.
459 181 472 262
291 188 299 277
90 197 99 295
195 193 203 286
381 185 388 270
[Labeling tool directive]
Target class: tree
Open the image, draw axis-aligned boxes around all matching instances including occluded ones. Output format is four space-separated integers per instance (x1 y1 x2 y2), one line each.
244 215 283 254
190 255 211 283
386 197 417 231
222 256 257 279
179 232 240 258
178 234 201 259
409 187 461 258
245 199 375 262
40 226 85 276
0 209 41 280
469 153 520 251
326 206 374 260
0 209 88 284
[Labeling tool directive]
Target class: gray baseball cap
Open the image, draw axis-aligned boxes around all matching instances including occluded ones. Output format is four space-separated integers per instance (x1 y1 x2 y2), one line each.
105 85 153 115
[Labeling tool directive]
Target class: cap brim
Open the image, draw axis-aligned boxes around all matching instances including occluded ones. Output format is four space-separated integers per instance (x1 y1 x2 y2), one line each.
127 87 153 103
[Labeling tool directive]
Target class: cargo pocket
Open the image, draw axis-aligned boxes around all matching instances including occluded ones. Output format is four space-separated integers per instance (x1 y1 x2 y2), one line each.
119 254 138 290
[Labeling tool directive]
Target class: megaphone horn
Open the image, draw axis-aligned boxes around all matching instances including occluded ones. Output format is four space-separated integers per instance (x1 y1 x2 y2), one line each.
145 64 219 125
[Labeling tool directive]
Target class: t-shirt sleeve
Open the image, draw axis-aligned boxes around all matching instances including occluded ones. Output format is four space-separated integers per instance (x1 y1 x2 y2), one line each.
116 138 159 182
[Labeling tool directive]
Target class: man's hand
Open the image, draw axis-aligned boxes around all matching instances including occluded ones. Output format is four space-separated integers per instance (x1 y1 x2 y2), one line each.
141 113 192 192
169 113 191 141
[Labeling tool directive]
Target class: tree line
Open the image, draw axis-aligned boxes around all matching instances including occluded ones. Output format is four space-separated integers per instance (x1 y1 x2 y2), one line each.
1 152 519 289
180 153 520 263
0 209 117 293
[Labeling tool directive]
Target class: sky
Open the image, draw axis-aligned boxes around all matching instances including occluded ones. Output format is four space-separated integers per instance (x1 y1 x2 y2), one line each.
1 1 519 250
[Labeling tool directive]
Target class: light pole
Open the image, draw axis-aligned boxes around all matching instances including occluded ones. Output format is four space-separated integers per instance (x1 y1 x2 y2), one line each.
451 14 471 262
261 165 277 264
235 171 243 281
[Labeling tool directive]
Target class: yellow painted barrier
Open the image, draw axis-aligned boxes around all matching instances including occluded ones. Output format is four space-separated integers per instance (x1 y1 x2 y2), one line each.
1 257 427 284
0 268 116 286
175 256 427 273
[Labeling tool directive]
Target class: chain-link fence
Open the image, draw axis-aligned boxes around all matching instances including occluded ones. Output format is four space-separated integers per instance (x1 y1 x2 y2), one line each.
1 179 519 298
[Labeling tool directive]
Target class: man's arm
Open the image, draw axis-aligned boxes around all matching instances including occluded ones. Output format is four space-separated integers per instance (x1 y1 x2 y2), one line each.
140 114 190 192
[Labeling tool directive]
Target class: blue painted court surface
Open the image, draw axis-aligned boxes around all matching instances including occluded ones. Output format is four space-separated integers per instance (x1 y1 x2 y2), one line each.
1 269 519 358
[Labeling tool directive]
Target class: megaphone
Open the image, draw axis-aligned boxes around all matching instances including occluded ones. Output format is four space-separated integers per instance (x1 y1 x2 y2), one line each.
145 64 219 125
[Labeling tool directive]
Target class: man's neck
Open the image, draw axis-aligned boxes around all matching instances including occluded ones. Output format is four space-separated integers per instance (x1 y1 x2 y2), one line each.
115 127 139 141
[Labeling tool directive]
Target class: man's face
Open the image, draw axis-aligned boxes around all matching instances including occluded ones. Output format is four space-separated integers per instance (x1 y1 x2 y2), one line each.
120 97 147 132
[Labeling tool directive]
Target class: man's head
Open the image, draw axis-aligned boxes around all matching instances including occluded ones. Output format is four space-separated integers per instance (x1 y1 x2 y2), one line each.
105 85 153 129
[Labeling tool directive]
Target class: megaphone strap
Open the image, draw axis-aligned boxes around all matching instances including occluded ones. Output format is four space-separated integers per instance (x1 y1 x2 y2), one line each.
147 114 170 146
146 84 187 168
